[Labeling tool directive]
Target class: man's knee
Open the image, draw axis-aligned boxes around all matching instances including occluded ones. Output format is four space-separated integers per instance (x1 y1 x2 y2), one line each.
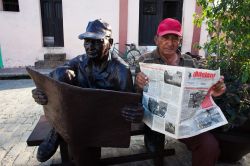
180 132 220 156
200 133 220 156
194 133 220 165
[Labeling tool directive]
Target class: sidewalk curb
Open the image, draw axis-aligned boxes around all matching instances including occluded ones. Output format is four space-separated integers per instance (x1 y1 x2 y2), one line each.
0 74 31 80
0 67 53 80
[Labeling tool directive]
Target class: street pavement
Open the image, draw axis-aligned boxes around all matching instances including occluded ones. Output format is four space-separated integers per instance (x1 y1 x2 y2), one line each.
0 79 249 166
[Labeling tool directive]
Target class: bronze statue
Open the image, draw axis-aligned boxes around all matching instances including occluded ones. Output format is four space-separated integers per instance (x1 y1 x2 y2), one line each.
32 19 143 165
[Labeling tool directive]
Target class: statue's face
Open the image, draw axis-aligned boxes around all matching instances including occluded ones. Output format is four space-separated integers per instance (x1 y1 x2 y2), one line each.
84 38 111 61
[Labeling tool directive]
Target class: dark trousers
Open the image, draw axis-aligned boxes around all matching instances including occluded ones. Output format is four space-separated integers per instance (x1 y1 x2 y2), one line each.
144 125 165 166
145 126 220 166
72 147 101 166
180 132 220 166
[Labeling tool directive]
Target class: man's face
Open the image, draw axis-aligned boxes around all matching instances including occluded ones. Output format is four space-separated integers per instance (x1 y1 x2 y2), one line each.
84 38 111 61
155 34 181 57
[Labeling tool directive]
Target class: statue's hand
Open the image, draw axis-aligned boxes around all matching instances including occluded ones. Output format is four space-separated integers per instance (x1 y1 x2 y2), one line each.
32 88 48 105
135 72 149 90
52 68 75 84
62 69 75 83
121 104 144 123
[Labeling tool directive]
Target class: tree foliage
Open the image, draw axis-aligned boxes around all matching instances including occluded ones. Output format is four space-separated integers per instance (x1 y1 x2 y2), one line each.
194 0 250 130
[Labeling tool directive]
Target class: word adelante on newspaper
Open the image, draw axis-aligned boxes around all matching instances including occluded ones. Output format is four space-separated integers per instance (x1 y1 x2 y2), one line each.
140 63 228 139
192 71 216 79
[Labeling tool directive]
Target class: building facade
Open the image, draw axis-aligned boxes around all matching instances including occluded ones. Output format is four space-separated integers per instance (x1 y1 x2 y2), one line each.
0 0 208 68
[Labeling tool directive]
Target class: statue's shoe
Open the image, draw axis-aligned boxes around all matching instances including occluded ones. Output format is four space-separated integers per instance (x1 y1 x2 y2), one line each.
36 128 60 162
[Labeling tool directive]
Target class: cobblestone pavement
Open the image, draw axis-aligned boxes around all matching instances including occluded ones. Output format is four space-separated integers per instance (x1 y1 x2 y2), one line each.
0 79 249 166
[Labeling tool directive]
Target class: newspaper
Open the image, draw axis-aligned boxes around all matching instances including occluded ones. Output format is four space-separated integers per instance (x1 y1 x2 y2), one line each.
140 63 228 139
26 67 141 148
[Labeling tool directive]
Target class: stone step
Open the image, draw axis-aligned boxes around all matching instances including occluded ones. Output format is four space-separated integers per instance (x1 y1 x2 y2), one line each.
44 53 66 61
35 60 68 69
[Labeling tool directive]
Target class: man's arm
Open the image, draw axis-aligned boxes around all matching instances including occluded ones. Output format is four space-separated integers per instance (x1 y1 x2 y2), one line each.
211 76 226 97
49 55 83 84
184 53 226 97
32 56 81 105
49 67 76 85
32 88 48 105
116 63 144 123
135 72 149 92
117 65 134 92
191 55 226 97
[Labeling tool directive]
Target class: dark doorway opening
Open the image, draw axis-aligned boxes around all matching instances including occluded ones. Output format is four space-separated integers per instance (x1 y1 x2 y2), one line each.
163 1 183 23
139 0 183 46
40 0 64 47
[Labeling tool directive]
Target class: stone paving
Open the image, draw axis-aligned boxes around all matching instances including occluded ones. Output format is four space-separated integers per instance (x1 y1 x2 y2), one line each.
0 79 249 166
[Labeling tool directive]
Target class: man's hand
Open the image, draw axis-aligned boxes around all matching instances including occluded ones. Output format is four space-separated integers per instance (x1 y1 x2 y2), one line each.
135 72 149 90
63 69 75 83
121 104 144 123
32 88 48 105
52 68 76 84
211 76 226 97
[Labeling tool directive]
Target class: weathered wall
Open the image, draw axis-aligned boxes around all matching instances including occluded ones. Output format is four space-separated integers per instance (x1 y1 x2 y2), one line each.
0 0 207 67
0 0 119 67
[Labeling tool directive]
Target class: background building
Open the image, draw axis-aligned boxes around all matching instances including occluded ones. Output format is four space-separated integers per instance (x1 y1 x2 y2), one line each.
0 0 208 68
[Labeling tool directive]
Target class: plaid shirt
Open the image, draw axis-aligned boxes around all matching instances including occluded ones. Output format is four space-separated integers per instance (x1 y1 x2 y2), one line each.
136 49 197 68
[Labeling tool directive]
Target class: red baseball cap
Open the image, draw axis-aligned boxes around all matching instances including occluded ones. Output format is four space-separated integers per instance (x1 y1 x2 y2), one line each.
157 18 182 37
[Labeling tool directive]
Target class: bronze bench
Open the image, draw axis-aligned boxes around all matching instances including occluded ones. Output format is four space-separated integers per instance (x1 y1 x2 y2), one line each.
27 115 175 165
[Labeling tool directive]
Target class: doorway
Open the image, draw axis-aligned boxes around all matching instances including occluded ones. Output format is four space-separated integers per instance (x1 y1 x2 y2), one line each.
139 0 183 45
40 0 64 47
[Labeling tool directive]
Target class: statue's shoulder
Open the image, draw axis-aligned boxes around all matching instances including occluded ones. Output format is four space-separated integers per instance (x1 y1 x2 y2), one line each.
108 56 130 77
110 53 129 68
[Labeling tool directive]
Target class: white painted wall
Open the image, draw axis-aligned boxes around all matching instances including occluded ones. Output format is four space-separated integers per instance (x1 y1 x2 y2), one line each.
181 0 196 54
0 0 207 67
127 0 139 45
127 0 200 55
199 21 209 57
62 0 119 59
0 0 119 68
127 0 156 54
0 0 43 67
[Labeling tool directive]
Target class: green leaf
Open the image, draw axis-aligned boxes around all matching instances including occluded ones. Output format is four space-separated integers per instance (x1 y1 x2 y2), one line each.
193 0 250 129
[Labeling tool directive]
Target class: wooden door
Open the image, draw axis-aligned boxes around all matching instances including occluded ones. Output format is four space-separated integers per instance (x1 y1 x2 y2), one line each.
139 0 183 46
40 0 64 47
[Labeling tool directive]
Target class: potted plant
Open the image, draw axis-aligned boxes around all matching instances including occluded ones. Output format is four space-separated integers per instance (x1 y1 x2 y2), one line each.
194 0 250 162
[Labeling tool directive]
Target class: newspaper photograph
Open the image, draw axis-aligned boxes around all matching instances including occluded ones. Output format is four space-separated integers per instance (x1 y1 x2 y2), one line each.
140 63 228 139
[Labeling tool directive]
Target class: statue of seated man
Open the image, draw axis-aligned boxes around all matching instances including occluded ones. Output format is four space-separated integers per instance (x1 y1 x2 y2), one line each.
32 19 143 165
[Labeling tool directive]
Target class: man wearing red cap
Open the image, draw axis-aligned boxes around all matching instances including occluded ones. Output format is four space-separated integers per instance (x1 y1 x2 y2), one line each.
135 18 226 166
